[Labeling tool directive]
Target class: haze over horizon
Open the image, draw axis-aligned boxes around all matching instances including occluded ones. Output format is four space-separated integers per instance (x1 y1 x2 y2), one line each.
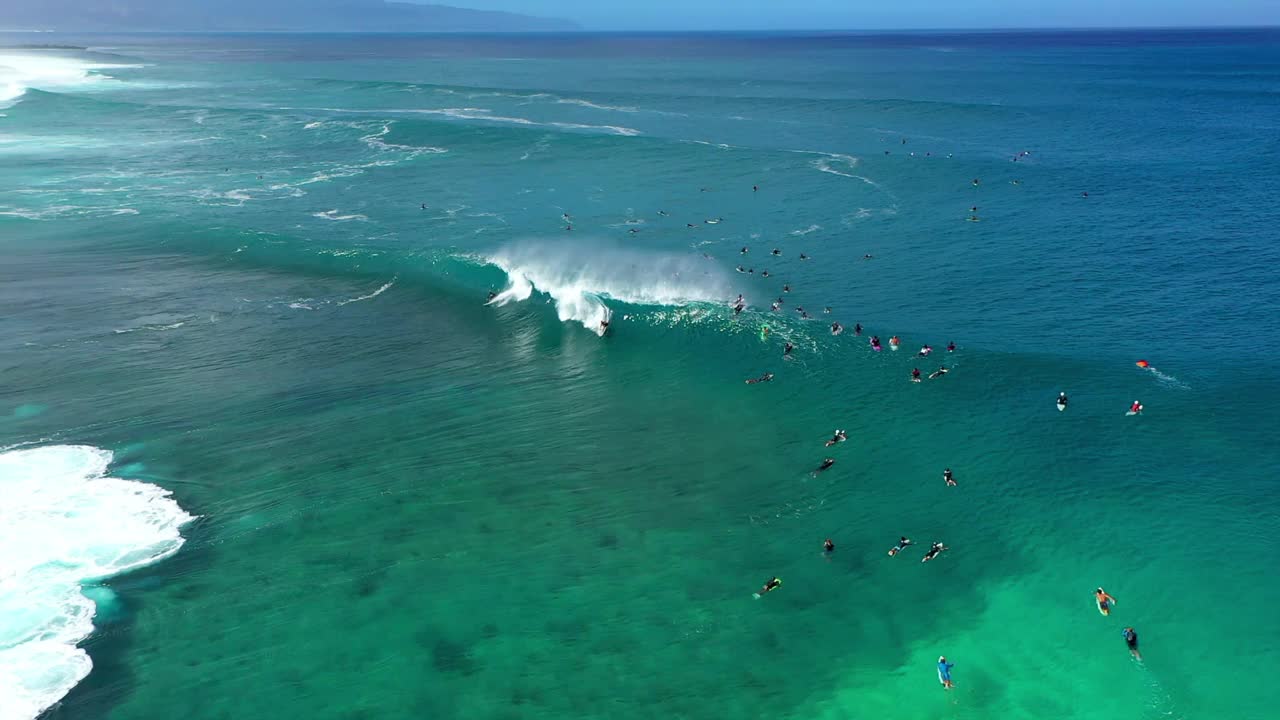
448 0 1280 31
1 0 1278 33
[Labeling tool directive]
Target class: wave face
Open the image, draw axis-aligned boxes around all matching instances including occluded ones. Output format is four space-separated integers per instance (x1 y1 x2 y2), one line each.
0 51 138 105
0 446 193 720
485 241 733 332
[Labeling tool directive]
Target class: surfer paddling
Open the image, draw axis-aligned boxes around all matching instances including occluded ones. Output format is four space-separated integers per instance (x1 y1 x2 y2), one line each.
813 458 836 474
745 372 774 385
937 657 956 689
1122 627 1142 660
887 537 913 556
921 542 947 563
825 429 847 447
1095 588 1117 615
943 468 956 487
754 577 782 598
1128 401 1143 415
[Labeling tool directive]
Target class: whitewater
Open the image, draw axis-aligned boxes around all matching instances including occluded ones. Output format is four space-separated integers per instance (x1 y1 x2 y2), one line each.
484 241 734 332
0 446 192 719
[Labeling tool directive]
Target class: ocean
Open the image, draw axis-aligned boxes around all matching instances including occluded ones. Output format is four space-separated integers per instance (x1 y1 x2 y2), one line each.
2 29 1278 720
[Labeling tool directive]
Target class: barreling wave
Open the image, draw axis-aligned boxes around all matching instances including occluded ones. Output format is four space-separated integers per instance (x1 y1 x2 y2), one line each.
481 240 734 333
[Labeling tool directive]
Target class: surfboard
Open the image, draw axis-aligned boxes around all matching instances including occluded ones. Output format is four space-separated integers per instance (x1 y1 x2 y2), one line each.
911 378 922 383
1097 599 1110 616
1057 402 1067 412
890 344 899 351
1126 408 1142 416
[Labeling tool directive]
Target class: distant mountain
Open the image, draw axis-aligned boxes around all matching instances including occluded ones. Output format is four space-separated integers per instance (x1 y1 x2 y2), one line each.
0 0 579 32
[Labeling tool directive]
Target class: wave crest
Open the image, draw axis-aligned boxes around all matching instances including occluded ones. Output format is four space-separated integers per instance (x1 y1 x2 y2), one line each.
484 241 732 333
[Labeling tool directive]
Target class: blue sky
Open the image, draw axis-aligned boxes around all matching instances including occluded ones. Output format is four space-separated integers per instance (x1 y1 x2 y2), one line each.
438 0 1280 30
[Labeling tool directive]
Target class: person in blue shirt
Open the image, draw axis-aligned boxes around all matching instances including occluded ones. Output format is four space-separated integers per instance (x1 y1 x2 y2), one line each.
1122 627 1142 660
937 656 955 689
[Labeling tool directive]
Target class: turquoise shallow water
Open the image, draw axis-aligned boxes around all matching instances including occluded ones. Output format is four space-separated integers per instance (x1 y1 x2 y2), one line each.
2 29 1279 720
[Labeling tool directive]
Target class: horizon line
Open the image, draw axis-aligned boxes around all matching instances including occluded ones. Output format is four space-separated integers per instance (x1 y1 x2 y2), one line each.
3 24 1279 35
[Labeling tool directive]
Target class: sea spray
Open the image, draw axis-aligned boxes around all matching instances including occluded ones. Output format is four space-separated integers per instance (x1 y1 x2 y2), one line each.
484 240 734 333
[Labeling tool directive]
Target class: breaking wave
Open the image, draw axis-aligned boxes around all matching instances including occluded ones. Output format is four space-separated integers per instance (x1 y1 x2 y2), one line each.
482 240 733 334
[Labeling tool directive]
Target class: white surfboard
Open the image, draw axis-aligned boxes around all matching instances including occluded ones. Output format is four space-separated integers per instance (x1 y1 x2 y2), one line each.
1057 402 1066 412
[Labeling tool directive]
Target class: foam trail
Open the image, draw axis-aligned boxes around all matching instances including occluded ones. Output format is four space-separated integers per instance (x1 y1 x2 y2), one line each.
484 240 733 334
337 278 396 306
0 445 192 720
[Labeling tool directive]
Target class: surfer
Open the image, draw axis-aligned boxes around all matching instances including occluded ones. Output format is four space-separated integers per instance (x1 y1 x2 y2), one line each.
599 320 610 334
737 266 746 273
946 341 956 352
889 335 901 349
824 307 832 314
862 254 874 260
1095 588 1117 614
421 203 427 210
1058 392 1069 408
918 344 933 357
814 458 836 474
870 336 882 350
912 368 922 382
771 302 780 312
824 538 835 553
888 537 913 556
733 303 744 316
687 223 697 228
784 342 794 357
929 366 949 379
972 178 980 186
761 270 770 278
800 253 810 260
753 185 759 192
745 372 774 385
741 247 749 254
658 210 668 216
831 322 843 336
943 468 956 486
1122 627 1141 660
1129 401 1143 414
757 577 782 596
825 430 848 447
486 290 497 302
771 248 781 256
854 323 863 336
783 284 791 293
937 657 955 690
922 542 947 563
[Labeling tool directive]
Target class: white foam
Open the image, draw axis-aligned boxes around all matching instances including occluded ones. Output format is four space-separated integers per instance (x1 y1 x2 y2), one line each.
790 224 822 236
484 240 733 334
313 209 368 222
0 52 141 105
0 445 192 720
337 278 396 306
